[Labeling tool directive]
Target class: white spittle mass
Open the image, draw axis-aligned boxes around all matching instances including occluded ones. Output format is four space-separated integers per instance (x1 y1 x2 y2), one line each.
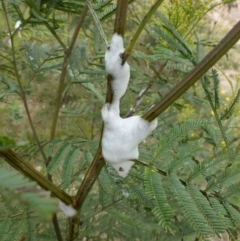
105 33 130 102
58 201 77 217
102 104 157 177
101 34 158 177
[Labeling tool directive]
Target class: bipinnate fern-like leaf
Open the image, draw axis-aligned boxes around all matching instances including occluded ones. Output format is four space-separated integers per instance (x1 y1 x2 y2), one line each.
94 0 112 10
155 119 211 159
188 184 226 234
167 141 200 174
97 0 136 20
221 89 240 120
224 202 240 228
0 218 11 240
61 146 80 189
209 198 234 229
107 208 154 234
206 164 240 192
0 167 56 220
170 174 214 236
47 142 72 174
155 12 194 60
97 166 121 196
153 26 191 61
144 167 173 230
128 183 154 208
188 150 240 182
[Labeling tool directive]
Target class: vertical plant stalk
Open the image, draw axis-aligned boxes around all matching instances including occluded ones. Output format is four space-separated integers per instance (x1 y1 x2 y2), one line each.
142 20 240 122
46 5 88 241
1 0 48 164
69 1 129 240
49 3 88 143
0 8 67 239
114 0 128 36
74 0 128 207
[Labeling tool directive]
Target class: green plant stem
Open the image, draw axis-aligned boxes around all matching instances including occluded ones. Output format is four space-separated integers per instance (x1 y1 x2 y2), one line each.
201 77 229 148
69 2 129 240
142 20 240 122
0 150 73 204
2 3 64 240
1 0 48 164
81 197 123 223
114 0 128 37
75 149 105 208
74 0 129 209
53 214 63 241
44 22 66 49
67 149 104 241
122 0 164 63
49 3 88 144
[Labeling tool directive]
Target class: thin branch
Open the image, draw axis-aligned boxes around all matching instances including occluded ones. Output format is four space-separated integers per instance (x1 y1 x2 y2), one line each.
125 81 153 117
81 197 123 223
0 150 73 204
49 3 88 144
122 0 164 64
2 4 65 240
52 214 64 241
114 0 128 37
75 149 105 209
2 1 48 164
74 0 129 210
142 20 240 121
44 21 66 49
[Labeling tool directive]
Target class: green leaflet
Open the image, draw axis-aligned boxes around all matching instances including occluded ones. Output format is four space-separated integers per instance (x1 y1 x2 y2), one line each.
0 136 15 151
93 0 112 10
170 174 214 236
221 89 240 120
154 119 211 160
61 146 80 190
188 184 226 234
155 11 194 59
206 164 240 192
209 198 234 229
97 165 121 196
0 218 11 240
144 167 173 231
25 0 48 21
47 142 72 174
26 215 37 241
107 208 154 234
188 150 240 181
212 69 220 109
0 167 56 221
167 141 201 174
82 82 105 103
224 202 240 228
128 183 154 208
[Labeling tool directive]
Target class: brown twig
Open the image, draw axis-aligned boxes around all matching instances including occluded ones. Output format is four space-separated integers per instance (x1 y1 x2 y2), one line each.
49 3 89 144
125 81 153 117
74 0 129 210
0 150 73 204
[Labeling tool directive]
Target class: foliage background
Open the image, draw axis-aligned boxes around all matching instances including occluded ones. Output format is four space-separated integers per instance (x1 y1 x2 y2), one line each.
0 0 240 240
